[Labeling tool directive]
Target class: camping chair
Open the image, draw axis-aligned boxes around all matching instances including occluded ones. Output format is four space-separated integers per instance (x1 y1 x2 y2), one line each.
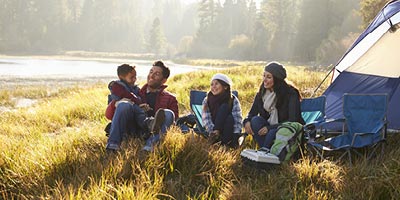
301 96 327 140
301 95 348 141
308 93 388 164
189 90 245 144
301 95 326 125
189 90 208 136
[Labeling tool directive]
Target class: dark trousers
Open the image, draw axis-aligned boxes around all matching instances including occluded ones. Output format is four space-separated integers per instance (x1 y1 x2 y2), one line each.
213 103 238 147
108 102 146 145
250 116 278 149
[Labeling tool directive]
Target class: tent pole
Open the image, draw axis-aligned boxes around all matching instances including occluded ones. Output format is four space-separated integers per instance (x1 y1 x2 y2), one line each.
312 64 335 97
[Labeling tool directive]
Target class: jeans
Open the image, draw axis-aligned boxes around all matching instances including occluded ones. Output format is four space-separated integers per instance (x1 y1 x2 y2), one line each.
250 116 278 148
144 109 175 149
107 102 146 145
213 103 237 147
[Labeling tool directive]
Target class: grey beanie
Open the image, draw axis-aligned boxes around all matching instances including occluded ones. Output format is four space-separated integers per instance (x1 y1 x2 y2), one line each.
264 61 286 80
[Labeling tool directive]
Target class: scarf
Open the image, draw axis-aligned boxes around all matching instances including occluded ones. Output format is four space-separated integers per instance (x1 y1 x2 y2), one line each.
262 90 278 125
207 91 231 122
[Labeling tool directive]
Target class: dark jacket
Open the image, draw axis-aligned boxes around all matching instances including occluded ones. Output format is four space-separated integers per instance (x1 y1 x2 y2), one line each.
139 84 179 119
243 86 304 129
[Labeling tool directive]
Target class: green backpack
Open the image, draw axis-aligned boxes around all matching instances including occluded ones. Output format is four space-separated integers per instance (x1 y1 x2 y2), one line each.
270 122 304 163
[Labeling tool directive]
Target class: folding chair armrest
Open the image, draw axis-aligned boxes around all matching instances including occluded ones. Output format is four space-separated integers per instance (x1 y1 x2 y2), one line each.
304 118 340 129
318 118 347 136
323 118 345 123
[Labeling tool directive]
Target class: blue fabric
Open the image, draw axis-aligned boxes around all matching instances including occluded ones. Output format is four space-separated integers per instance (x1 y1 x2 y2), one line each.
144 109 175 149
212 103 237 146
301 96 326 124
250 116 278 148
319 94 387 150
324 0 400 130
324 72 400 130
190 90 207 134
107 102 146 145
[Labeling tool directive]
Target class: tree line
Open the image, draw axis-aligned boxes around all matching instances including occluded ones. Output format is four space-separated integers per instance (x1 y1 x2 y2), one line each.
0 0 391 65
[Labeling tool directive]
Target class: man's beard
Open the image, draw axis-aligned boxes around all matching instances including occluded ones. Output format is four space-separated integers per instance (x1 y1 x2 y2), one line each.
148 81 162 90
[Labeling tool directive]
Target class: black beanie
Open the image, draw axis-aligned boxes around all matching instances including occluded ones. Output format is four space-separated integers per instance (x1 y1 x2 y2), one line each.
264 61 286 80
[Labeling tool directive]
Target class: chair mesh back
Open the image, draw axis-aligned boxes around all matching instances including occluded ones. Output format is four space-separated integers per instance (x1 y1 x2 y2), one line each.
301 96 326 124
189 90 239 129
190 90 207 127
343 94 387 134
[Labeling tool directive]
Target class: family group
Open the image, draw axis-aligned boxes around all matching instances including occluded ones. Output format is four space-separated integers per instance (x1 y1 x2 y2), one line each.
104 60 304 152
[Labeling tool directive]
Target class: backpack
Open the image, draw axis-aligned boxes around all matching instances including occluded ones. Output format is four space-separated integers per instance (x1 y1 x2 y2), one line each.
176 114 197 133
270 122 304 163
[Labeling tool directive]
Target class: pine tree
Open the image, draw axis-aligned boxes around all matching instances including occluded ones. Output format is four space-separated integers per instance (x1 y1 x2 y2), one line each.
147 17 165 55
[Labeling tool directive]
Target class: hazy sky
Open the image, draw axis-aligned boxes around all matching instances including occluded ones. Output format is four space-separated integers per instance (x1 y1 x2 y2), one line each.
181 0 199 5
181 0 262 8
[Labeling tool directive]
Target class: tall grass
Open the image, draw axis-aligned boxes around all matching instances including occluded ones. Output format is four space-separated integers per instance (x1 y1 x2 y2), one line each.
1 63 400 199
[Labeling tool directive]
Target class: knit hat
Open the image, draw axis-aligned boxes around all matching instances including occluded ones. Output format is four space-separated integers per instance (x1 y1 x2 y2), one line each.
264 61 287 80
211 73 233 86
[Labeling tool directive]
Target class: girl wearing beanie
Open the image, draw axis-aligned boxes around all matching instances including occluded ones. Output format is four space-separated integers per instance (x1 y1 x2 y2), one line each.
202 73 243 148
243 62 304 149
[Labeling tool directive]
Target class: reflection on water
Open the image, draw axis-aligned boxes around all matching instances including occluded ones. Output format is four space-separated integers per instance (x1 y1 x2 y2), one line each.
0 58 203 87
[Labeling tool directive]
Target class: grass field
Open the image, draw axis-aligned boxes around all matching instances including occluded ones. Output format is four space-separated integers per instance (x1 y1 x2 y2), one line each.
1 61 400 199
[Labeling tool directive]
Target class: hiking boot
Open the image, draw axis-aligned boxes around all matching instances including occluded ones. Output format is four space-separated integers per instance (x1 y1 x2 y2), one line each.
145 109 165 134
104 122 112 137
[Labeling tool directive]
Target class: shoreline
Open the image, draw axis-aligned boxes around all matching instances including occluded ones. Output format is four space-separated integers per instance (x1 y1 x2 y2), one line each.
0 54 157 65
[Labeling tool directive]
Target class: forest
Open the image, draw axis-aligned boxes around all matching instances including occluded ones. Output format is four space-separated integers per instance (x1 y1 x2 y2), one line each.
0 0 391 65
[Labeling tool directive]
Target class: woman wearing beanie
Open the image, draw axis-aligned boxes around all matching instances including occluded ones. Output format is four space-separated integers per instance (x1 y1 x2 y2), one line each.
202 73 243 147
243 62 304 149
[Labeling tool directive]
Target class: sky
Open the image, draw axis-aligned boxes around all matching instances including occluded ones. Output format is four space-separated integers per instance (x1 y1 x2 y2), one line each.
181 0 199 5
181 0 262 8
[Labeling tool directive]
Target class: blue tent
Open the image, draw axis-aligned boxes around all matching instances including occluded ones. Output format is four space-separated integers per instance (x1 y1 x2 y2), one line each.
324 0 400 130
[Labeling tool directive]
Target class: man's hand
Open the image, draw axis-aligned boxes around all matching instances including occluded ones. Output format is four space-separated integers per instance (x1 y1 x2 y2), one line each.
115 98 133 108
139 103 152 112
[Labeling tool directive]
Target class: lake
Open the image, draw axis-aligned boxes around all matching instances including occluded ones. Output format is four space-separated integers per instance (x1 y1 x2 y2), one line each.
0 57 208 86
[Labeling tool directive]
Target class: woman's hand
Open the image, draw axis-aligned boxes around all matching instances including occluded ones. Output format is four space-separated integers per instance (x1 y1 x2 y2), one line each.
208 130 221 144
258 126 269 136
244 122 253 135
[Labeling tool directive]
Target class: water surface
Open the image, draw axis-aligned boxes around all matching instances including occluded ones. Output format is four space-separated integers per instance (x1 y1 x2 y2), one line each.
0 58 204 86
